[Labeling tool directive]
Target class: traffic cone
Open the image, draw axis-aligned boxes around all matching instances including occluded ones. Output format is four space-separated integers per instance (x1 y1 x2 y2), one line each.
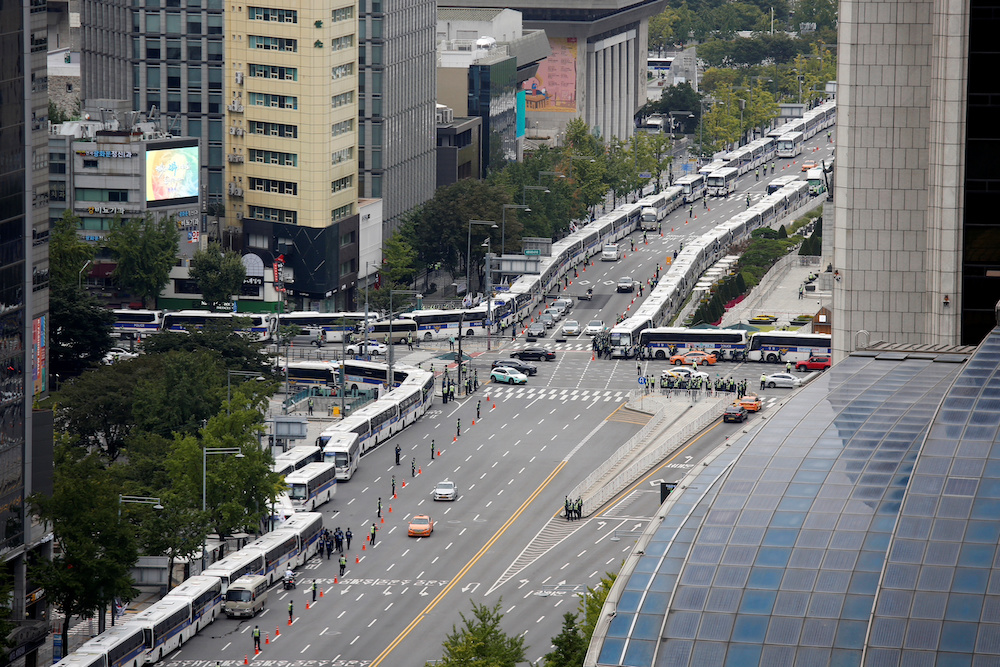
388 505 392 512
380 516 384 523
472 419 476 425
255 649 260 657
437 449 441 456
453 435 457 443
362 543 366 550
287 618 292 626
275 626 280 637
355 555 360 563
266 633 270 644
393 493 397 499
320 589 324 597
592 352 595 360
492 403 496 409
402 480 406 488
332 578 337 585
306 601 310 610
418 467 422 475
245 656 249 664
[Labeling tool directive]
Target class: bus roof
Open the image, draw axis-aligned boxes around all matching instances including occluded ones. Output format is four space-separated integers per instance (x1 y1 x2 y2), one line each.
284 462 336 482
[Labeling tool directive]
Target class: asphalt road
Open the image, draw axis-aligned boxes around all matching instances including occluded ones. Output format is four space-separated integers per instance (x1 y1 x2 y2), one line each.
163 132 832 667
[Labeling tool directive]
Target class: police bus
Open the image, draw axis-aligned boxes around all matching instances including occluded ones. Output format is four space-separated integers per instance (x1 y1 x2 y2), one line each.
277 462 337 515
746 331 832 363
164 575 223 632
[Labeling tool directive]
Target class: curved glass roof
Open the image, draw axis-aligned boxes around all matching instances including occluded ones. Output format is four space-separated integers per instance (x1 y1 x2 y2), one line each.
593 333 995 667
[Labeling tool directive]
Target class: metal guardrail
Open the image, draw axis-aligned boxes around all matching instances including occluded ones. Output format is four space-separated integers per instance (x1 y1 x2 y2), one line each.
579 397 728 516
564 394 669 507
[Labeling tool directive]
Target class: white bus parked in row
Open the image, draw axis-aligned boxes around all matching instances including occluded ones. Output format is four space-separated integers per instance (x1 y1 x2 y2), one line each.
706 167 740 197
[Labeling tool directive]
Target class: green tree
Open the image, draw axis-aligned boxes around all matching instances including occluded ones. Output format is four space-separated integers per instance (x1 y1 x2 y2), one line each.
580 572 618 641
49 282 116 381
381 233 419 287
431 599 528 667
543 613 587 667
164 386 282 539
55 356 159 461
132 350 226 438
29 443 139 643
189 242 246 310
105 212 180 307
141 323 272 376
49 210 95 289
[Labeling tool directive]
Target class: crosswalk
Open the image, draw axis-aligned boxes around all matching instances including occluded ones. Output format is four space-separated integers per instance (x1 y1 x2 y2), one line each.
511 341 592 351
488 386 627 401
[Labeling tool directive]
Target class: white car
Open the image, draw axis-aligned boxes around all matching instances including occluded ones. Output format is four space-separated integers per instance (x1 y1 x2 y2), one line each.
561 320 581 336
345 340 387 355
102 347 139 364
764 372 802 388
490 367 528 385
433 480 457 501
662 367 710 381
584 320 606 336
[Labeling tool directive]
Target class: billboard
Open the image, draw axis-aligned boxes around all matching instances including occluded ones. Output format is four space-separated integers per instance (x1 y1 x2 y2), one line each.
146 144 199 204
521 37 577 113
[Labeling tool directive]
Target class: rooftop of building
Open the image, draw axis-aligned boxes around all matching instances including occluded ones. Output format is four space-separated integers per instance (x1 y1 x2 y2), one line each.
591 322 1000 666
437 7 511 22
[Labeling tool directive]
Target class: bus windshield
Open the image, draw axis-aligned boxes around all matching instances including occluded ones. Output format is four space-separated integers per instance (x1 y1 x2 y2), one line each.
334 452 349 467
289 484 309 501
226 590 252 603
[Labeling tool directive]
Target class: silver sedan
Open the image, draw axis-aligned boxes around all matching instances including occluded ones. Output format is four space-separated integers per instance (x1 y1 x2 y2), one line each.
765 372 802 388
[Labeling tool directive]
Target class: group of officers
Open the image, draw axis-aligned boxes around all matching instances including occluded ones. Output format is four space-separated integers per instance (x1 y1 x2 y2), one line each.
564 496 584 520
440 368 480 403
653 374 752 397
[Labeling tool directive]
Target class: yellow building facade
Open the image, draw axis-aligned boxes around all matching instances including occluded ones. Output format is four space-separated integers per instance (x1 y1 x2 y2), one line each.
225 2 358 229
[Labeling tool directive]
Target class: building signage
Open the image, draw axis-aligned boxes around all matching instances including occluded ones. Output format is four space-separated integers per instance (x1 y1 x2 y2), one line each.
81 206 133 215
76 149 135 158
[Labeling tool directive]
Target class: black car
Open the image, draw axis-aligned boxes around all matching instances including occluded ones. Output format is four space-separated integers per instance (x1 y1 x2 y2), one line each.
492 358 538 376
512 347 556 362
527 322 547 338
723 405 748 423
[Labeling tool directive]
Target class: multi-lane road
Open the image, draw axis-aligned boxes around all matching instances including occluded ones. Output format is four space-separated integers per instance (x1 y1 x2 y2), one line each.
166 135 833 666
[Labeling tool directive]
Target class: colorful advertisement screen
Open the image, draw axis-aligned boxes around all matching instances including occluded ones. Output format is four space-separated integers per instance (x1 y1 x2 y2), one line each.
521 37 577 113
146 145 199 203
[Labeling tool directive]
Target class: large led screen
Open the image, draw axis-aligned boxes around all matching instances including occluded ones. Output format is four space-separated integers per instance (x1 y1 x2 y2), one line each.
146 145 199 203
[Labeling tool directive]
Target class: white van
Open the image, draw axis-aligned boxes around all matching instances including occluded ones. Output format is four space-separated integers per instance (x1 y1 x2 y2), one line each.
224 574 269 618
601 244 620 261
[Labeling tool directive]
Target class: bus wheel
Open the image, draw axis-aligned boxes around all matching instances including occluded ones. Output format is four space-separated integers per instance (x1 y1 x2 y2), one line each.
424 332 433 341
655 351 665 360
766 353 778 363
467 329 475 337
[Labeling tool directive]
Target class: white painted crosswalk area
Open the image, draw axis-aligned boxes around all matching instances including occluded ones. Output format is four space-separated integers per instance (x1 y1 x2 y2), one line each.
487 386 626 401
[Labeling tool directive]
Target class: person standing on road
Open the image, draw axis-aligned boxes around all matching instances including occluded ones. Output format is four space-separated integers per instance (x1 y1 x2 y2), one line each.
431 439 435 460
288 600 294 624
391 475 396 496
345 528 352 550
565 496 572 521
476 400 481 420
411 457 416 477
339 554 347 576
457 418 461 438
308 397 314 415
755 168 759 181
786 361 792 373
325 535 332 559
395 444 401 465
311 580 317 602
370 523 377 546
377 497 382 518
637 361 642 376
760 373 767 391
253 626 261 651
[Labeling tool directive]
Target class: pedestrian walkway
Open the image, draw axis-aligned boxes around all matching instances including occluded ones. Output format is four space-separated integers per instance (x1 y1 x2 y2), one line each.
489 386 628 402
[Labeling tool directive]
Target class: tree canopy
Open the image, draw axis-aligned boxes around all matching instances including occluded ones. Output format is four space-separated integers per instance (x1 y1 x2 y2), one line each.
189 242 247 310
105 212 179 308
430 600 528 667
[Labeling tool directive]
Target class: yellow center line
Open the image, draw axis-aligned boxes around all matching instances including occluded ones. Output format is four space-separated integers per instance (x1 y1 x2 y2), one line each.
370 460 566 666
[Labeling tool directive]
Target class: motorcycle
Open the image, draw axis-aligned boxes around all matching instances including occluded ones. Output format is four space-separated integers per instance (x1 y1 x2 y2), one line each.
282 572 297 590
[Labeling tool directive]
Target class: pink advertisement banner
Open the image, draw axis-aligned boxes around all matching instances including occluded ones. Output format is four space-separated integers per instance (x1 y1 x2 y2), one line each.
522 37 577 113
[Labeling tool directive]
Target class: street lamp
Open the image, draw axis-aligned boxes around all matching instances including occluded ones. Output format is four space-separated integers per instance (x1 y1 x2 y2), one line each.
502 204 529 256
521 185 548 206
467 220 497 297
202 447 245 569
78 259 91 289
119 495 164 518
537 170 564 184
481 237 494 351
387 289 421 385
226 370 266 414
567 154 596 180
738 98 746 146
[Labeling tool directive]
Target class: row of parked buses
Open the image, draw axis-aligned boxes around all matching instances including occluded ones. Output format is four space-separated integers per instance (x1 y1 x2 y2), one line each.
55 513 325 667
605 177 816 359
635 327 831 363
279 361 434 482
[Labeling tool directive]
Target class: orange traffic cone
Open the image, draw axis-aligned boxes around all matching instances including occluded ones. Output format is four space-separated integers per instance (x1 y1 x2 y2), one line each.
362 543 366 550
388 505 392 512
287 618 292 626
591 353 595 361
306 601 310 610
333 578 337 584
355 555 360 563
492 403 496 409
418 467 422 475
453 435 457 443
393 493 397 499
255 649 260 656
472 419 476 426
245 656 249 664
265 633 270 645
402 480 406 488
275 626 280 637
380 516 384 523
320 589 324 597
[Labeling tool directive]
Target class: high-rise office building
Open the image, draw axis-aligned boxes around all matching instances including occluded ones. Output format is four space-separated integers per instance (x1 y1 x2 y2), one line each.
833 0 1000 352
356 0 436 234
224 0 361 310
81 0 228 202
0 0 55 663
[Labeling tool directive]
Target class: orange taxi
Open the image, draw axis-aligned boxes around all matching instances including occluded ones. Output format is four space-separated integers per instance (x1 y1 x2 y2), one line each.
669 350 717 366
801 159 818 172
407 515 434 537
734 394 763 412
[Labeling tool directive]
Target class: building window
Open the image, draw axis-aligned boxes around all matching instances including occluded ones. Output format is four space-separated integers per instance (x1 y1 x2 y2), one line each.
248 177 297 195
248 63 297 80
331 91 353 108
249 120 297 138
249 6 297 22
249 149 297 166
331 6 353 21
339 258 356 277
331 119 353 137
339 229 356 246
248 92 297 109
248 205 297 224
331 203 353 222
331 62 354 80
331 175 353 193
83 159 99 168
330 35 354 51
248 35 297 51
331 147 353 165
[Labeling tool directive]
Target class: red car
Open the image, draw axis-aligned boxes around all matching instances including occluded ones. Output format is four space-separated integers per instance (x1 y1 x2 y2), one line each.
795 356 832 371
